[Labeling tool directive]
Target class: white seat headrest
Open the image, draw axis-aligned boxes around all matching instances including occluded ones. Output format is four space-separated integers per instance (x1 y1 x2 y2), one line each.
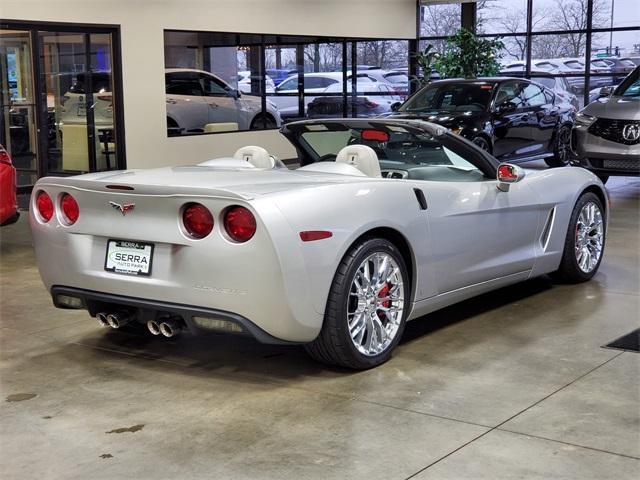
335 145 381 178
233 146 275 169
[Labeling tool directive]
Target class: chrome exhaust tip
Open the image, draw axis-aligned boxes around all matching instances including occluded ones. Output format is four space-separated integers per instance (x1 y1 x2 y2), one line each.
96 312 109 328
106 312 130 329
159 318 183 338
147 320 161 336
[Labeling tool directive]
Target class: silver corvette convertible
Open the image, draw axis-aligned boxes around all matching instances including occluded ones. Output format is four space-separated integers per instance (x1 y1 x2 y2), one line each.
30 119 607 369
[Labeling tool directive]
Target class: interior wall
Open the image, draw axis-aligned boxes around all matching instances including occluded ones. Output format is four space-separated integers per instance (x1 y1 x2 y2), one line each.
1 0 417 168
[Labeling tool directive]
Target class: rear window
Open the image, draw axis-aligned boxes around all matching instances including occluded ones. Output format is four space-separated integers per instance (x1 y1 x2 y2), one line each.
565 60 584 69
536 62 558 70
384 72 408 83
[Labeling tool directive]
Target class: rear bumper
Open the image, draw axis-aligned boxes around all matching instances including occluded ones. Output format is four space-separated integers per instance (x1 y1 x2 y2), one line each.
51 285 299 345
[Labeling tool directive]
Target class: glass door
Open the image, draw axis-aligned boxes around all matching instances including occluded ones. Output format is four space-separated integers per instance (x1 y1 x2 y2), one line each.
0 29 38 188
39 30 119 175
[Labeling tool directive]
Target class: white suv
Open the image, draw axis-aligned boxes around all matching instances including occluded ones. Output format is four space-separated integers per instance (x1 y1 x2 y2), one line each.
58 69 282 135
165 69 282 134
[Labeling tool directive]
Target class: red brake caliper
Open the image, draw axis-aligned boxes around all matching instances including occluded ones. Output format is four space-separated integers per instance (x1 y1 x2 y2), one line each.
377 283 391 320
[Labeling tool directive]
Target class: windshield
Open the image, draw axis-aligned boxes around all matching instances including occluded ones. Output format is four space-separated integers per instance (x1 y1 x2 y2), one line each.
399 82 495 113
613 67 640 97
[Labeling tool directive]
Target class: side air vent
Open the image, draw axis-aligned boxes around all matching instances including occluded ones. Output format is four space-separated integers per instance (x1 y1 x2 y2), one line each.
540 207 556 251
413 188 428 210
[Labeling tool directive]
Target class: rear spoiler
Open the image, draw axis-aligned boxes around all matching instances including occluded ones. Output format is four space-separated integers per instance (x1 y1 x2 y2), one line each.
34 177 252 201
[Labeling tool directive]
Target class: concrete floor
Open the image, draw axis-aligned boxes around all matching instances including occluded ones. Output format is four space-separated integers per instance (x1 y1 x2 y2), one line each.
1 175 638 479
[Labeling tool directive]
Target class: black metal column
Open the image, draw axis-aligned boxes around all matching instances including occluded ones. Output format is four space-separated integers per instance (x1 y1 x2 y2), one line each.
461 1 477 33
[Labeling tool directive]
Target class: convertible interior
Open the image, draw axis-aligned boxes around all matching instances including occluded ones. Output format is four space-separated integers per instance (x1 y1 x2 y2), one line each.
294 125 490 182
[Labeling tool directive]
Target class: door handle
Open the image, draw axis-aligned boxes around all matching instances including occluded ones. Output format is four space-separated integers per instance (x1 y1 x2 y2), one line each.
209 103 218 109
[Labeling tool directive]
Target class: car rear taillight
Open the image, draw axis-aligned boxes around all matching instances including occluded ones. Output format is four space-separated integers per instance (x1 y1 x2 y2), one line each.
60 193 79 225
182 203 214 239
224 206 256 243
36 191 54 222
0 145 12 165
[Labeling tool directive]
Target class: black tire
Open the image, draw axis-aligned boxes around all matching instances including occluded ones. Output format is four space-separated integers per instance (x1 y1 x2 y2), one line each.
250 114 277 130
545 124 572 167
472 136 491 152
553 192 606 283
304 238 410 369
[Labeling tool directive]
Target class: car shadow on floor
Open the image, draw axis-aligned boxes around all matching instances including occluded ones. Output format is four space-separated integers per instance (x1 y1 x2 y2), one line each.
46 276 558 383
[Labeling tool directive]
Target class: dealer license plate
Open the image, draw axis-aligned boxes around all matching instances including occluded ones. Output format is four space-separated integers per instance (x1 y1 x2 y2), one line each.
104 240 154 276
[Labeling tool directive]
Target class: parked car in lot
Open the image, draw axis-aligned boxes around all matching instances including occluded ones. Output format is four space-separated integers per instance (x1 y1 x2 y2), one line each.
499 69 579 110
165 69 282 134
572 66 640 183
588 84 618 104
265 68 297 85
237 71 275 94
57 72 113 127
58 69 282 135
592 57 636 83
388 77 576 167
307 81 402 118
270 72 377 118
361 69 409 96
0 144 19 226
30 118 607 369
501 58 601 93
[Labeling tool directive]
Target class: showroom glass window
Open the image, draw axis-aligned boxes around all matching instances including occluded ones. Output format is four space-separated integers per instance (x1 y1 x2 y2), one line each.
1 22 123 191
163 31 409 136
420 0 640 107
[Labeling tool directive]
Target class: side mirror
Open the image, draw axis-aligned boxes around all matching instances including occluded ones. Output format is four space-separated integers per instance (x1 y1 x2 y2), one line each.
391 102 401 112
230 88 241 99
598 85 613 98
497 163 525 192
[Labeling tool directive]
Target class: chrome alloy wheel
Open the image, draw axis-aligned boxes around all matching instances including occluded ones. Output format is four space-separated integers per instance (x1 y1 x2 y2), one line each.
347 252 405 356
574 201 604 273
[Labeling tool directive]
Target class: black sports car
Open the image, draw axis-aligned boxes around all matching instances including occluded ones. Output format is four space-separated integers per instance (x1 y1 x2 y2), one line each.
388 78 576 167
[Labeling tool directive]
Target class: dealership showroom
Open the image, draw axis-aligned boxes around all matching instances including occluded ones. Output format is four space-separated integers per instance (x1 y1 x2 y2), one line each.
1 0 639 478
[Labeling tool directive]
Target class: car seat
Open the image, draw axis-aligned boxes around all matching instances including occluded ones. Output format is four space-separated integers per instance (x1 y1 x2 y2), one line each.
233 146 275 169
335 145 381 177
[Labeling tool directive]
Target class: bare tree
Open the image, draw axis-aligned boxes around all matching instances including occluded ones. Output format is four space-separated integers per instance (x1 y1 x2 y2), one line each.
544 0 608 57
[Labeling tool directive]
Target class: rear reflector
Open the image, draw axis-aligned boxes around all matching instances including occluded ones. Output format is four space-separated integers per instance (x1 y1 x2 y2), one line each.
56 295 84 308
300 230 333 242
193 316 244 333
36 191 54 222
